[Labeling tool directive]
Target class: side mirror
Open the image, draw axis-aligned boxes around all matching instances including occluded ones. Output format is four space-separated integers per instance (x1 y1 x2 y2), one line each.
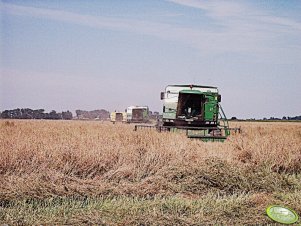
217 95 221 102
160 92 165 100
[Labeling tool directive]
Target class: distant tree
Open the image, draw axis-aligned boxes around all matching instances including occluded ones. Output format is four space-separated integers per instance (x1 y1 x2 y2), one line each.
33 109 45 119
11 109 22 119
76 110 82 118
46 110 61 120
1 110 10 119
21 108 33 119
62 111 73 120
231 117 237 120
289 115 301 120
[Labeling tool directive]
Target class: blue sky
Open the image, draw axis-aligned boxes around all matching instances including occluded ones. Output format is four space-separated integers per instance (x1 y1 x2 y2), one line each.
1 0 301 118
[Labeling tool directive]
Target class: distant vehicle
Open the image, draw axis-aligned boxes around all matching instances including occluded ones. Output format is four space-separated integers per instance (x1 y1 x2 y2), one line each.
110 111 127 124
126 106 149 123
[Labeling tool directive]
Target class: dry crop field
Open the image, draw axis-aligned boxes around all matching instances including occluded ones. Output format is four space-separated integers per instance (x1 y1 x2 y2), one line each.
0 119 301 225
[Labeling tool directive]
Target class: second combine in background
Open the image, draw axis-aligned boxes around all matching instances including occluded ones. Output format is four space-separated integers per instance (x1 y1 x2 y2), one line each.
126 106 149 123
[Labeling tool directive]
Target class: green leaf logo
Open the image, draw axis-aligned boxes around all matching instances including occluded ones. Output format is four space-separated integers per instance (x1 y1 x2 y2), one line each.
266 205 299 224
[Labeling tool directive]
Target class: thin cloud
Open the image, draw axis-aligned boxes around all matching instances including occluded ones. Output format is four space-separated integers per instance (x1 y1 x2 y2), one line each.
1 3 202 48
167 0 247 17
167 0 301 62
2 2 300 61
167 0 301 31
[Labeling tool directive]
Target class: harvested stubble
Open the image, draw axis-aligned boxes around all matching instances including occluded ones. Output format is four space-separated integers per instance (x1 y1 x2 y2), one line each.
0 120 300 225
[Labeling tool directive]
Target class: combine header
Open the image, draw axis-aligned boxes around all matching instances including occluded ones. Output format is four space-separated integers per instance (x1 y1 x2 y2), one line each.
135 84 240 141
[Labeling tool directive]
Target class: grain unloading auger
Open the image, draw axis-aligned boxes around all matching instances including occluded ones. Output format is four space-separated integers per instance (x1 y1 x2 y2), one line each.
134 84 241 141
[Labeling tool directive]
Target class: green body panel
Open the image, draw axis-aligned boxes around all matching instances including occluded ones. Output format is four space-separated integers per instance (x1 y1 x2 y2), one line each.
204 95 218 121
180 90 203 94
143 110 148 118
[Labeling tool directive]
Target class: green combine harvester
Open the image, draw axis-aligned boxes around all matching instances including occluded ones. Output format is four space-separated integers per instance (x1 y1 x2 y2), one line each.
135 84 240 141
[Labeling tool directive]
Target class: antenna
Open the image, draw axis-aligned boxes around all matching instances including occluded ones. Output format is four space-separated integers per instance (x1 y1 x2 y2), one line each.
192 74 196 84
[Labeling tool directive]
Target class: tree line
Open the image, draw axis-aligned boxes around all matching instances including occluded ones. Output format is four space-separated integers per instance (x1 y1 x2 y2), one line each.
230 116 301 121
0 108 73 120
3 108 298 121
263 116 301 121
0 108 111 120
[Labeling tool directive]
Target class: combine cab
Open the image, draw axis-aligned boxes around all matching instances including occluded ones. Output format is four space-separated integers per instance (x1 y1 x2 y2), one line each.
135 84 240 141
110 111 127 124
162 85 220 127
126 106 149 123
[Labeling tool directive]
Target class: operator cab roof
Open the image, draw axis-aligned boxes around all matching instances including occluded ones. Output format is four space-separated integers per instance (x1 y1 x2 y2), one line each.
168 84 218 89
